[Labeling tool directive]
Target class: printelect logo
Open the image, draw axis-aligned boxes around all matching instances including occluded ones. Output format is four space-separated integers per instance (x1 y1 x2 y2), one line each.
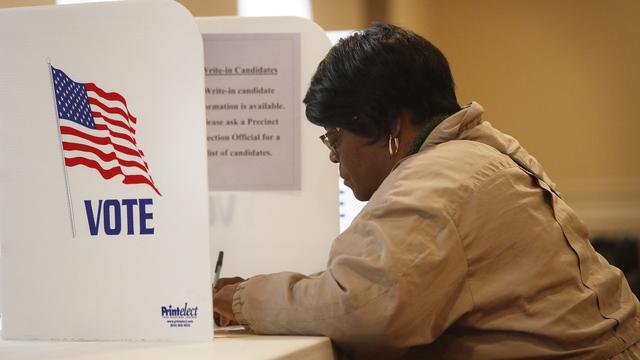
161 303 198 328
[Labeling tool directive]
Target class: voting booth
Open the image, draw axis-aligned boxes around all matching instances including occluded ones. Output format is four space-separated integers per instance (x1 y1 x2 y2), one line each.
0 0 337 343
198 17 337 279
0 0 213 340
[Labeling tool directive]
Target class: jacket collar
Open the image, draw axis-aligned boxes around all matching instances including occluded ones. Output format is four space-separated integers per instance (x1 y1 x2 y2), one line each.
423 102 485 147
419 102 560 194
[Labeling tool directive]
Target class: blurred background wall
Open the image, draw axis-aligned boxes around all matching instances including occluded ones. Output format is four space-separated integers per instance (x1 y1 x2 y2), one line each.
383 0 640 237
2 0 638 237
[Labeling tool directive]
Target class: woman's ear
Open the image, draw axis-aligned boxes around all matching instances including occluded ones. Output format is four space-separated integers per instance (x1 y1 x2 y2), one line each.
392 110 412 138
387 111 410 158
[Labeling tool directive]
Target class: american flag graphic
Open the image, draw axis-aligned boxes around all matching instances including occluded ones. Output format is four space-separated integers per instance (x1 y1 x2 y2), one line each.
51 66 161 196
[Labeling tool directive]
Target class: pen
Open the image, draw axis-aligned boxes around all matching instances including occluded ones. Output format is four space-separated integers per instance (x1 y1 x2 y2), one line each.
213 250 224 287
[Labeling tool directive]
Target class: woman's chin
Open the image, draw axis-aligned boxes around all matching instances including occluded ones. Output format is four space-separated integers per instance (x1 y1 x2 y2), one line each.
344 179 369 201
351 188 368 201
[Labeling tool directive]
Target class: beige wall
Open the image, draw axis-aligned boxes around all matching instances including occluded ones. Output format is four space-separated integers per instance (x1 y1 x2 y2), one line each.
176 0 235 17
385 0 640 233
311 0 381 30
0 0 53 7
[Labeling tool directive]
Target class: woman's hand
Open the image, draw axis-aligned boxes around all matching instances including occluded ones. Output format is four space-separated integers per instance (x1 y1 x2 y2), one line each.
213 277 245 326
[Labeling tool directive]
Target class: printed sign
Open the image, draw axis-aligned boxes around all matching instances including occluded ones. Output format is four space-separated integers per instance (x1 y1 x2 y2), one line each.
203 33 301 190
51 66 161 237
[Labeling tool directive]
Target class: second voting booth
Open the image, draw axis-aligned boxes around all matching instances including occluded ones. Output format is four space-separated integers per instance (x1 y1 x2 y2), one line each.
0 0 336 342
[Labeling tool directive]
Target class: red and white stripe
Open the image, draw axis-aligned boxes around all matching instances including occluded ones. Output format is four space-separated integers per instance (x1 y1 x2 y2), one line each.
59 82 161 196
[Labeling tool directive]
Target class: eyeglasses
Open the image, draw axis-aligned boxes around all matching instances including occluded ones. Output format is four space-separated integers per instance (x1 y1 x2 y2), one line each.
319 128 341 154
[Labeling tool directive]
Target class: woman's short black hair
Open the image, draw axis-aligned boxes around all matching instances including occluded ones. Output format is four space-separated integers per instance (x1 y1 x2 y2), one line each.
303 23 461 142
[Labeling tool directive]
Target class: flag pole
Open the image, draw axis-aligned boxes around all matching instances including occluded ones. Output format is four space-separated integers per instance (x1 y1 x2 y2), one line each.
48 60 76 238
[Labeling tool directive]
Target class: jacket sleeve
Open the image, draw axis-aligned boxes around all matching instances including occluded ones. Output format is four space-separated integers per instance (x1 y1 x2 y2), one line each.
231 190 473 355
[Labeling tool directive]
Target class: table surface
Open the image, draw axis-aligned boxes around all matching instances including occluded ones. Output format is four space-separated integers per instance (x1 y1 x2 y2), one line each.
0 327 336 360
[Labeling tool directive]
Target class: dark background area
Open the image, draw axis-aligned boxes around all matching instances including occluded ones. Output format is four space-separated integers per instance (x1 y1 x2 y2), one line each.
592 235 640 298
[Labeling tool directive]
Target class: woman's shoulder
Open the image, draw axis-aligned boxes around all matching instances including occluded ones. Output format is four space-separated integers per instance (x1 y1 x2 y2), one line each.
403 139 516 184
369 139 519 217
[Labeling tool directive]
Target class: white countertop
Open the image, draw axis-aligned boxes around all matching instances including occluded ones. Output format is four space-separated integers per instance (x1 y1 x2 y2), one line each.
0 328 336 360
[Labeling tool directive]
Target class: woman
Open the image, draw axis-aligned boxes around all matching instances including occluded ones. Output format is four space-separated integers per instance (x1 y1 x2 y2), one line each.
214 23 640 359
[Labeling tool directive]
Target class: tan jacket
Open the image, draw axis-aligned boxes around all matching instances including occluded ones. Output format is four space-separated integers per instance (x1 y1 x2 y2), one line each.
232 102 640 359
